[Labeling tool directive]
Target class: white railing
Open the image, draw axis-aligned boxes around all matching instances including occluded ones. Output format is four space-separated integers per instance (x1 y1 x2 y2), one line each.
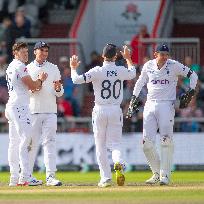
125 37 200 65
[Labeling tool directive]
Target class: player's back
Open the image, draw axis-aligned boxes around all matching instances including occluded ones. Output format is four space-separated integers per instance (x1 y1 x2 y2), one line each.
92 62 135 105
6 59 29 106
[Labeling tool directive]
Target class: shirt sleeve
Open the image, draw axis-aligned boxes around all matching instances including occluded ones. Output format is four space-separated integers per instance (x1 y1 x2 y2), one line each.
120 66 136 80
71 67 98 84
17 64 29 78
133 64 149 97
54 66 64 97
175 61 198 89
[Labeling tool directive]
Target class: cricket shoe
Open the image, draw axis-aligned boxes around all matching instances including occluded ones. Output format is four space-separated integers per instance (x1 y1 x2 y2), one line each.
98 179 112 188
114 162 125 186
17 177 29 186
160 175 170 185
9 177 18 187
28 176 43 186
46 174 62 186
145 172 160 184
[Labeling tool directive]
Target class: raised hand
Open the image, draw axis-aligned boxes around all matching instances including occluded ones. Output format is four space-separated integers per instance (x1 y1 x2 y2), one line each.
70 55 81 70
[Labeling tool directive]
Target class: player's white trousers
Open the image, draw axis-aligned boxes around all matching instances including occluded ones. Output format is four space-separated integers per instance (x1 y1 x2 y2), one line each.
143 100 175 177
29 113 57 176
143 100 175 141
92 104 124 182
5 105 32 179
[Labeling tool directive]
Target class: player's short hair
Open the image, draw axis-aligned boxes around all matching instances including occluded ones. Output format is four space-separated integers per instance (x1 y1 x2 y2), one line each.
103 43 117 58
12 42 28 52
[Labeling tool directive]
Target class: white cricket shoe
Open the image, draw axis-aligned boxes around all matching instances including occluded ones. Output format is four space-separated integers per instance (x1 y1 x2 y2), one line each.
145 173 160 184
9 177 18 187
28 176 43 186
160 175 170 185
98 179 112 188
46 174 62 186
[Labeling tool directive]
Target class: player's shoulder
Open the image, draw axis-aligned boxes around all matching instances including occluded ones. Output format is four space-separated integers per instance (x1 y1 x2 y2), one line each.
11 59 25 67
46 61 58 69
89 66 101 72
143 59 154 70
13 60 26 71
27 61 34 68
167 59 177 65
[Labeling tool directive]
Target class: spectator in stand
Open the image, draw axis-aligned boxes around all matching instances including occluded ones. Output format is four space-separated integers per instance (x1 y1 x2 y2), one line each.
57 96 73 117
13 7 31 37
179 97 203 132
0 50 8 104
62 67 80 116
85 51 103 92
58 56 69 75
183 56 201 86
0 17 12 47
86 51 103 71
115 47 127 67
130 24 150 65
0 0 18 22
5 10 31 62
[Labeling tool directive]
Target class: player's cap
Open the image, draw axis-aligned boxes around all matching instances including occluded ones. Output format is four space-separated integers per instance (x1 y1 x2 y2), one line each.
102 43 117 58
156 44 169 53
34 41 49 50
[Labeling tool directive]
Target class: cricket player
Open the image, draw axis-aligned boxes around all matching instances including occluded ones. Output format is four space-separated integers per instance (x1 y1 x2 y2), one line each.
126 44 198 185
5 42 47 186
27 41 64 186
70 44 136 187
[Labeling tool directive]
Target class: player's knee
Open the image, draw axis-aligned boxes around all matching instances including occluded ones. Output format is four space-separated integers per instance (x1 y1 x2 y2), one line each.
142 137 155 151
160 135 173 146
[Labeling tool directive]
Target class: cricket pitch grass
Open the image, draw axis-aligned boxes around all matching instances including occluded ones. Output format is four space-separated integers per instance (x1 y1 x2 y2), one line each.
0 171 203 204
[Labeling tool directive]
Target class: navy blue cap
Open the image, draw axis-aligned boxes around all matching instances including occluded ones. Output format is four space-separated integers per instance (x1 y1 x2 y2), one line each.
156 44 169 53
34 41 49 50
102 43 117 58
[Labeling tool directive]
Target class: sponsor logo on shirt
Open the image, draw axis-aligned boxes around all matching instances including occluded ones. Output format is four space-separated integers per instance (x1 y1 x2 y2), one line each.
24 67 28 72
151 79 169 84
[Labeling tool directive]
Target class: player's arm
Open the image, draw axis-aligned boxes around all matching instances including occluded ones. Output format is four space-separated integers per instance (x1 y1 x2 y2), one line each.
126 65 148 118
175 62 198 108
70 55 96 84
22 72 48 91
120 45 136 80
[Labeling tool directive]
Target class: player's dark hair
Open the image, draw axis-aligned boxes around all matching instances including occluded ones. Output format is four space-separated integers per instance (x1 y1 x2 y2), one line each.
12 42 28 52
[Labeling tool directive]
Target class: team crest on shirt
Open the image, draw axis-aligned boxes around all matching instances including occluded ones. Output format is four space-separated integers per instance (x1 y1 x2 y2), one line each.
147 70 154 74
86 74 91 80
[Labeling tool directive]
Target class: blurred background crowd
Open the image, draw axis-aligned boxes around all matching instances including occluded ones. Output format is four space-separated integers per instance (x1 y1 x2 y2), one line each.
0 0 204 133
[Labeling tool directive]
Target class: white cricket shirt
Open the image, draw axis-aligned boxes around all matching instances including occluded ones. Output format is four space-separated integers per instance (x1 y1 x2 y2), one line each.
6 59 29 106
27 60 64 114
133 59 198 101
71 61 136 105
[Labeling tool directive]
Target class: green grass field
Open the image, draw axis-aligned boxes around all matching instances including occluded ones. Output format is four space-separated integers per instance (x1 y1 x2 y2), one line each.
0 171 204 204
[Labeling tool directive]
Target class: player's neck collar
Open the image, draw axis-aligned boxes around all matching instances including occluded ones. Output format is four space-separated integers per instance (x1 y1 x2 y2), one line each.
103 61 115 65
34 60 47 67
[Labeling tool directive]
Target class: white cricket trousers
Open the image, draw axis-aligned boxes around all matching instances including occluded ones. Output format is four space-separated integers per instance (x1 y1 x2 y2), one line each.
143 100 175 141
143 100 175 177
92 104 124 182
5 105 32 179
29 113 57 176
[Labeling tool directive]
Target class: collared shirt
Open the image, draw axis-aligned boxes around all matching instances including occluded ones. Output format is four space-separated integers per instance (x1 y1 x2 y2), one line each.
27 60 64 114
71 61 136 105
133 59 198 101
6 59 29 106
